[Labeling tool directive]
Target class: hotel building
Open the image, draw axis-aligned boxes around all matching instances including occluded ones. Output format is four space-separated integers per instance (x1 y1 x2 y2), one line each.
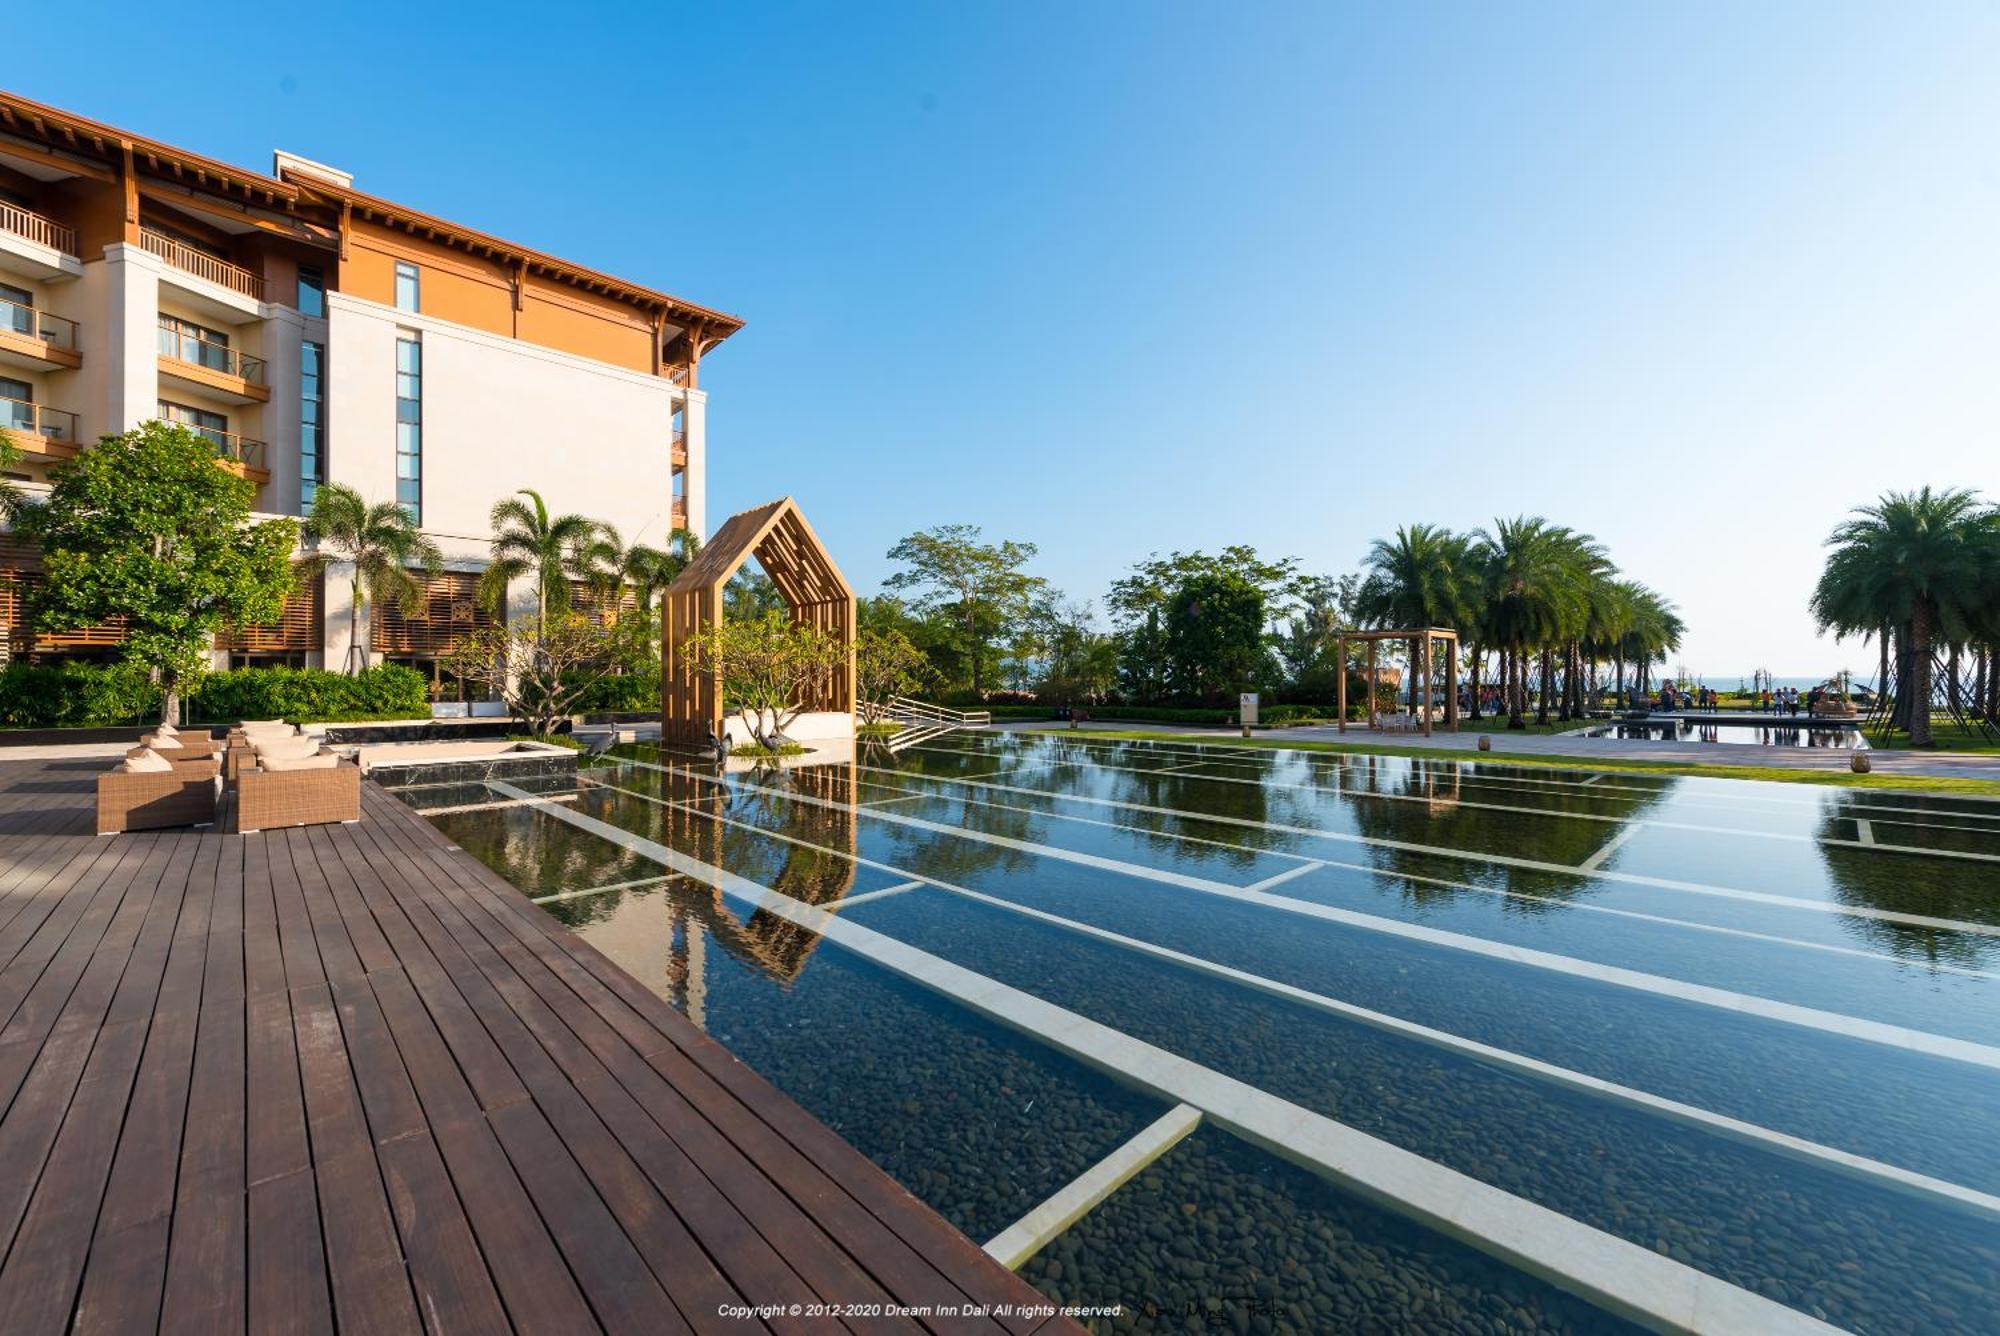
0 89 739 680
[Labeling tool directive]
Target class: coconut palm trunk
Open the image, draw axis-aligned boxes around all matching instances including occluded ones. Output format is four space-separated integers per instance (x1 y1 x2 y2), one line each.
1910 602 1936 746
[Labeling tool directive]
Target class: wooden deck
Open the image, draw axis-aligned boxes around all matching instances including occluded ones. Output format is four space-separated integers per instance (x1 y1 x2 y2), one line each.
0 755 1078 1335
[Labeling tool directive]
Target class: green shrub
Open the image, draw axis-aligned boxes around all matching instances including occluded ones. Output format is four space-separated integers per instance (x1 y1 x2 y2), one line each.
190 664 430 724
0 661 162 727
565 668 660 712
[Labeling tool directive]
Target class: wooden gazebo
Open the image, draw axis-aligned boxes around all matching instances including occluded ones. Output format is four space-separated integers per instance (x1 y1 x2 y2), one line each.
661 497 855 746
1336 627 1460 736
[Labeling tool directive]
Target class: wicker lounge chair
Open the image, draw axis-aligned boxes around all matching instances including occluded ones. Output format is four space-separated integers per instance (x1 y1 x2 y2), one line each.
97 758 220 834
235 755 362 833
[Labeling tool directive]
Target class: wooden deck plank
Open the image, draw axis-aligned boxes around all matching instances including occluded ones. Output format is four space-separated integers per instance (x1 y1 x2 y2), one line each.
0 758 1083 1336
372 793 1038 1335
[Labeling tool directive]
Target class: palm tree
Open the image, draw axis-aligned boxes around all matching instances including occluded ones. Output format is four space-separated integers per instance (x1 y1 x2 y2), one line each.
1474 517 1594 727
301 483 443 673
620 528 703 615
1355 524 1481 713
1812 488 1997 746
476 489 605 634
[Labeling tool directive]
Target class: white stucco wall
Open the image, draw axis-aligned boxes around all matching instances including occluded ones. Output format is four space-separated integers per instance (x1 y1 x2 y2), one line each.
324 292 690 561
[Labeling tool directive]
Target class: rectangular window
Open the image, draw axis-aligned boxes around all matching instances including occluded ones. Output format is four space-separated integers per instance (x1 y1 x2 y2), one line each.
0 282 30 338
157 399 228 451
394 261 420 313
300 341 326 512
394 335 422 524
297 265 326 318
0 375 30 436
157 314 230 371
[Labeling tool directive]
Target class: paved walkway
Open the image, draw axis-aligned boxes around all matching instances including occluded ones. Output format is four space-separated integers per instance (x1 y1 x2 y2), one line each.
999 719 2000 781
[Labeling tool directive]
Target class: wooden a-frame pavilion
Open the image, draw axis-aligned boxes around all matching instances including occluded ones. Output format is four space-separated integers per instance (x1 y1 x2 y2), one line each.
661 497 856 746
1336 627 1460 736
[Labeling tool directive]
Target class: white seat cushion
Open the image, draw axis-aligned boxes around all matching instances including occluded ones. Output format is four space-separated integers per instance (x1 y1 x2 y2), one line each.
155 721 180 737
259 752 341 771
122 749 174 773
254 736 323 761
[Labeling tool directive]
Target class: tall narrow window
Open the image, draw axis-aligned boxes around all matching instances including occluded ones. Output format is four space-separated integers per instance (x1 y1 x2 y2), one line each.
395 335 422 524
158 314 230 372
297 264 326 318
394 261 420 313
301 341 326 512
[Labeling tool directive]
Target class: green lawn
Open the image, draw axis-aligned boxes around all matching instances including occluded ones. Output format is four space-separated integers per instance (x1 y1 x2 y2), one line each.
1026 727 2000 798
1866 719 2000 754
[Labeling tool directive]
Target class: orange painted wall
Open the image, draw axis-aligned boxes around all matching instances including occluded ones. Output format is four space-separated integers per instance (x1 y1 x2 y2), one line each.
336 218 660 373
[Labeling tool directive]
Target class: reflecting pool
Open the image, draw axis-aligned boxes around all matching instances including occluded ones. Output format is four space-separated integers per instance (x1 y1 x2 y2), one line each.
393 732 2000 1334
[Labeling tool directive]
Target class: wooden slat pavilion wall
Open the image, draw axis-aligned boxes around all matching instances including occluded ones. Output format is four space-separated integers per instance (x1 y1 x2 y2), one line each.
0 756 1077 1334
661 498 856 746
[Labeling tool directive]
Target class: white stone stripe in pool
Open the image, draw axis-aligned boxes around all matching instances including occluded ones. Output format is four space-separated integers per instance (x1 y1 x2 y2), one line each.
420 791 583 817
982 1103 1205 1271
486 780 1840 1336
1243 861 1327 893
846 771 2000 981
632 760 2000 1070
1857 819 1876 846
1579 774 1605 786
1579 824 1642 873
926 878 2000 1223
837 759 2000 940
530 872 679 906
920 744 2000 866
837 880 927 907
856 792 928 808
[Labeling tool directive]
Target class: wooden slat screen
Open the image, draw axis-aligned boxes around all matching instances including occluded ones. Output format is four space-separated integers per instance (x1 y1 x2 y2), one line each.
373 570 497 656
0 537 129 652
217 567 325 652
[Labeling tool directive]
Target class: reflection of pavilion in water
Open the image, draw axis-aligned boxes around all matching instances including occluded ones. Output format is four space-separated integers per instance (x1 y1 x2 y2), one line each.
1347 753 1465 813
651 761 860 1029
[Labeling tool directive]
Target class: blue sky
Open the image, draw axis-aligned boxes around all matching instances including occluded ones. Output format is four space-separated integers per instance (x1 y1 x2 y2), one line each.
13 2 2000 678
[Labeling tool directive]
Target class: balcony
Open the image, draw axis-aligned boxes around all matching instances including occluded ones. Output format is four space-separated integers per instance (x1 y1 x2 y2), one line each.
139 227 263 306
0 300 81 373
178 422 270 484
157 323 268 404
0 201 81 282
671 423 688 469
0 398 81 462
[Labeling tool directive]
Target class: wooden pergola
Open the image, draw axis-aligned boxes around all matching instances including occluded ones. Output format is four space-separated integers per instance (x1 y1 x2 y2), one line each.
661 497 855 746
1336 627 1460 736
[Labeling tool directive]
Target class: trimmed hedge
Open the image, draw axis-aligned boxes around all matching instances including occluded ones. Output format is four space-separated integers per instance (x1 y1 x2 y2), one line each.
189 665 431 724
0 661 162 728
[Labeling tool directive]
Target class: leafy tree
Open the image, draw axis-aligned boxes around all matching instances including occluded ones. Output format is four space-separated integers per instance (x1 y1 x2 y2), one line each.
441 613 624 739
22 422 297 723
1162 571 1267 703
678 612 846 750
301 482 443 673
1812 487 1997 746
1277 573 1361 701
476 489 606 633
724 566 785 622
1108 546 1302 630
0 429 21 521
855 626 932 724
1032 600 1120 706
884 524 1047 695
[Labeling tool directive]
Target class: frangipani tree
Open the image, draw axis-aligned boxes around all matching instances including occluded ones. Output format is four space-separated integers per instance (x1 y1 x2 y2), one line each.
855 626 932 726
679 613 845 752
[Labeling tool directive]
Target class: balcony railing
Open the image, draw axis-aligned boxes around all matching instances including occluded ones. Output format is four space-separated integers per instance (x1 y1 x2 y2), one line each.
0 200 77 256
0 397 79 446
0 299 79 354
178 422 267 472
139 227 264 301
157 322 266 385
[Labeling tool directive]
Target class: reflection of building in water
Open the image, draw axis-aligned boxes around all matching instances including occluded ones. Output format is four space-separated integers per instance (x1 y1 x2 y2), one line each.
657 761 859 1030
